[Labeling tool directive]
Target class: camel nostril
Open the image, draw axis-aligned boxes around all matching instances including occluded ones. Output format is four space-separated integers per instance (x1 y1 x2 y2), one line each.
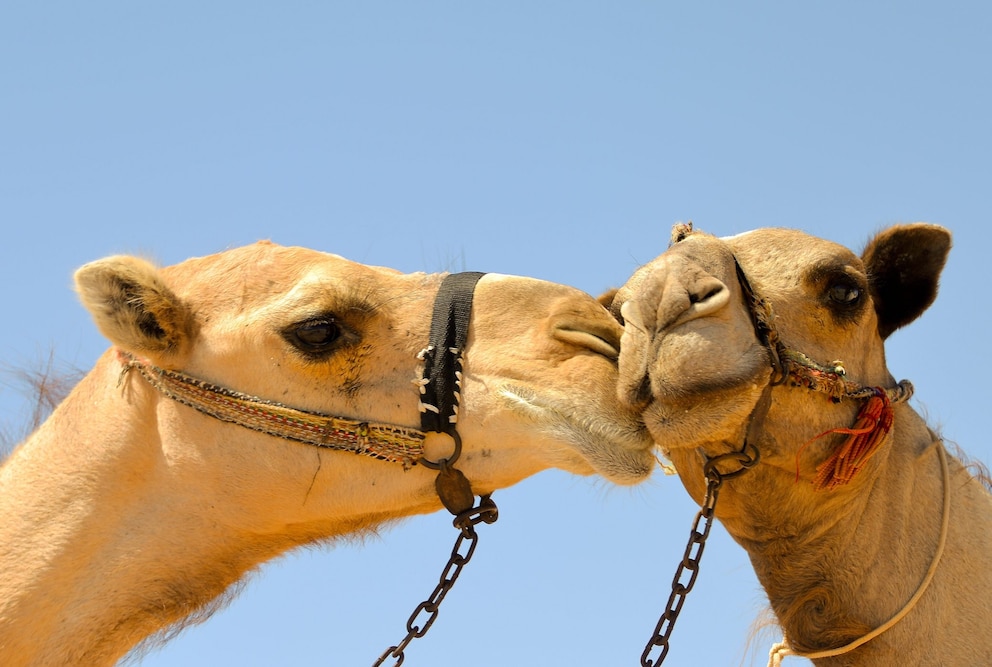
690 285 723 305
688 276 728 306
679 277 730 325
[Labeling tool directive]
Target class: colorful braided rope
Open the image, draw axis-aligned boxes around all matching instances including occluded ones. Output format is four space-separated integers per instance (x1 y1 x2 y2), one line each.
123 357 425 467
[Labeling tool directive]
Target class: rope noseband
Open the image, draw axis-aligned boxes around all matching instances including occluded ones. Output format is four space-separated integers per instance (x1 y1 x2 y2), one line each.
121 358 426 466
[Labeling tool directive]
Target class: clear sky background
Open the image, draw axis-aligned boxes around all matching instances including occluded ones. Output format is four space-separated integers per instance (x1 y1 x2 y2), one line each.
2 3 989 666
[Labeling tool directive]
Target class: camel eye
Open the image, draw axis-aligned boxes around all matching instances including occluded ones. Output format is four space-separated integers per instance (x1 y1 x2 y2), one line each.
827 283 861 306
286 318 341 353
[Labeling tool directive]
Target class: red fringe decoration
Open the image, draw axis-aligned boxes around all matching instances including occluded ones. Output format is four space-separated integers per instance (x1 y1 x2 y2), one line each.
795 389 895 490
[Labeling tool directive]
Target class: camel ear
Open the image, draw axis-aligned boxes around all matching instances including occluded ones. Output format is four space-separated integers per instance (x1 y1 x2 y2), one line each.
861 224 951 339
75 256 194 361
597 287 619 308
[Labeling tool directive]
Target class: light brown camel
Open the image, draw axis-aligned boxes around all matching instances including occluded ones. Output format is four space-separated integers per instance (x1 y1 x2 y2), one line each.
0 241 655 666
611 223 992 665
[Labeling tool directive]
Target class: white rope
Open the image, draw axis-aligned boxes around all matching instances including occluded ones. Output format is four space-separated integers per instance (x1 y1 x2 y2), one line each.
769 443 951 665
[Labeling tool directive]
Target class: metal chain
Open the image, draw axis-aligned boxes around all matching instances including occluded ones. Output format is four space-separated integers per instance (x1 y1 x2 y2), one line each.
640 444 760 666
373 496 498 667
639 470 721 667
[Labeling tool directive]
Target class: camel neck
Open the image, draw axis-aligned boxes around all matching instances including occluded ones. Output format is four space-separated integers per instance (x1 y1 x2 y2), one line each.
699 413 989 664
0 351 448 666
0 366 255 665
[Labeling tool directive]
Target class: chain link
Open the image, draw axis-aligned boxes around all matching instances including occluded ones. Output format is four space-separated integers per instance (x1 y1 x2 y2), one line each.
640 253 776 665
373 496 498 667
640 444 759 666
640 472 722 667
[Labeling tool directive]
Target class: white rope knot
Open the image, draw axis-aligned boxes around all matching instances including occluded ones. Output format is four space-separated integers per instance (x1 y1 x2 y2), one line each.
419 402 440 414
768 638 793 666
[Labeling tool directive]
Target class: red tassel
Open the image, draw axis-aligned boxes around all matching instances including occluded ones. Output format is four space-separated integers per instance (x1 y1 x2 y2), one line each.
794 389 895 490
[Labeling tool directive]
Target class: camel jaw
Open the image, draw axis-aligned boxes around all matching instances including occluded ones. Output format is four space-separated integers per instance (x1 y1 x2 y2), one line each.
494 384 657 485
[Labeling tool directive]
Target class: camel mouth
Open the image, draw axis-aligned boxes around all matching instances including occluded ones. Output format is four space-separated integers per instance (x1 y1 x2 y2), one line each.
552 326 620 360
496 384 657 484
550 305 625 361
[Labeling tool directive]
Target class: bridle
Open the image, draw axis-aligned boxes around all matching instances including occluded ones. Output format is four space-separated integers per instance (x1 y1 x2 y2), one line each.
121 271 495 667
641 223 947 666
373 271 500 667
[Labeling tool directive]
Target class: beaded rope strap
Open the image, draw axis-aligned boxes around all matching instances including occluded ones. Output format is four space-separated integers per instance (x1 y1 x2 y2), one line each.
781 349 914 490
706 216 916 490
122 355 425 467
782 349 913 404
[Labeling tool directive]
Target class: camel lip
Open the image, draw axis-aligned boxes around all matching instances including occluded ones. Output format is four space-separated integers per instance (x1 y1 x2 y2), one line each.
548 297 625 361
552 326 620 360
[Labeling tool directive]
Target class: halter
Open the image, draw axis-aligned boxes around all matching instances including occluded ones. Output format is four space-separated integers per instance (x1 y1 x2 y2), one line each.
121 272 487 469
644 222 945 666
120 270 496 666
724 239 946 664
674 221 915 489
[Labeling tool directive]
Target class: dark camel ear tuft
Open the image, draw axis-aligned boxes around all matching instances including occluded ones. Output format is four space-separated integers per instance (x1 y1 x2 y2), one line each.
861 224 951 339
597 287 619 309
74 256 193 361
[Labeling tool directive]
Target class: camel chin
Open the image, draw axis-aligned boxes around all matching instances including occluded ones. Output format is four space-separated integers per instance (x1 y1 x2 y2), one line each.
494 383 655 485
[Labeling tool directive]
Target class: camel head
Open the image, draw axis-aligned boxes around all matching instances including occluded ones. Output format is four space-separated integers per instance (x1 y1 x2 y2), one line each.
0 241 661 667
610 223 950 503
72 241 655 536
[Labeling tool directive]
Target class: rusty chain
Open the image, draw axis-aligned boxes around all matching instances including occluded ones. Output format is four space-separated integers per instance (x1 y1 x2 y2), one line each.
640 444 759 666
373 495 498 667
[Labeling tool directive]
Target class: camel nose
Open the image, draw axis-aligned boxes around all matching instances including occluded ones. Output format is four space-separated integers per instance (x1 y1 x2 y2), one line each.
620 261 730 335
615 264 729 408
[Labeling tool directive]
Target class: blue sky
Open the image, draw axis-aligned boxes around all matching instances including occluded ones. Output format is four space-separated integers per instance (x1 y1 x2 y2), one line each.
2 3 989 666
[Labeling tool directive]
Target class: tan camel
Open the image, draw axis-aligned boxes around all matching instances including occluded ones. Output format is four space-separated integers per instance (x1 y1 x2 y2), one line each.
611 223 992 665
0 241 655 667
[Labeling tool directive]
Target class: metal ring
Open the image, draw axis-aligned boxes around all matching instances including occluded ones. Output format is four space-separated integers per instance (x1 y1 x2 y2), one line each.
418 430 462 470
703 441 760 481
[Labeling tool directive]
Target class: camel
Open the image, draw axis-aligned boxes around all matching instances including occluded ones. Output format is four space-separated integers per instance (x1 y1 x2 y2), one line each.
0 241 656 666
611 223 992 665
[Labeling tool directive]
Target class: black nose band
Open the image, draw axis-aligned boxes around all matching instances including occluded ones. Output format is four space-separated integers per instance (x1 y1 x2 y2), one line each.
419 271 487 443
